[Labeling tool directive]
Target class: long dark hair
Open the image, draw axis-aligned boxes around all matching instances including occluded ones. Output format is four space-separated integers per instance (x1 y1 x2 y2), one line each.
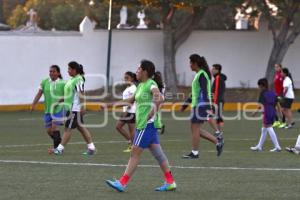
189 54 211 79
125 71 138 84
282 68 294 90
153 71 164 93
50 65 62 79
140 60 155 78
68 61 85 81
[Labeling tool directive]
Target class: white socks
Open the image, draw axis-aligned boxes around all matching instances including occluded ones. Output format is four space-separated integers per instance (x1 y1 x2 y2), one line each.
57 144 64 151
87 143 96 150
267 127 281 149
295 135 300 149
257 128 268 148
257 127 281 149
192 150 199 155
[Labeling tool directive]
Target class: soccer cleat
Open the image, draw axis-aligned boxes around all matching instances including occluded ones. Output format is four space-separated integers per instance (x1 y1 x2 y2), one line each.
269 147 281 152
278 123 287 128
284 124 293 129
48 148 63 155
285 147 300 155
182 152 199 159
272 121 281 128
123 145 132 153
285 146 294 153
250 146 263 151
216 133 224 156
155 182 177 192
105 180 126 192
82 148 96 155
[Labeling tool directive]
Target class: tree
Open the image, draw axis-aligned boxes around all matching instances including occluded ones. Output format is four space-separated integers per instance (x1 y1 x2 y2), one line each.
113 0 244 94
262 0 300 83
51 4 84 30
247 0 300 83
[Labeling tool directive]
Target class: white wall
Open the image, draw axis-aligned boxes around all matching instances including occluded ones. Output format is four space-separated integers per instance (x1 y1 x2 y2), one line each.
0 24 299 105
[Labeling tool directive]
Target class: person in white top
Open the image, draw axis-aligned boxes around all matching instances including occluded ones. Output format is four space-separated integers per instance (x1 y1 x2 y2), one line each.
280 68 295 129
116 71 137 152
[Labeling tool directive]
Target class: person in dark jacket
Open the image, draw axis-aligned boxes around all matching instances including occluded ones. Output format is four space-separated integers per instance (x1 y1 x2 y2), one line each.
211 64 227 131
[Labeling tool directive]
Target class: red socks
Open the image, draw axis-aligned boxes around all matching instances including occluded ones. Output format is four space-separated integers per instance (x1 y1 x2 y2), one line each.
164 171 174 184
119 174 130 186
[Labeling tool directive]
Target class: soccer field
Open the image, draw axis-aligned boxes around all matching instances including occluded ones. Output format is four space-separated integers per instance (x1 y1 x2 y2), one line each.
1 111 300 200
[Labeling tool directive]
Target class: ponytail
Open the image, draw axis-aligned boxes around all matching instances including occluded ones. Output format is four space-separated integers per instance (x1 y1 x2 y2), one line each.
125 71 138 85
189 54 211 79
153 71 164 93
68 61 85 82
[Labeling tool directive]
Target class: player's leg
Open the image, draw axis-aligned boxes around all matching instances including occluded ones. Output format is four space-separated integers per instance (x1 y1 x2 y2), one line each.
77 114 96 155
265 124 281 152
149 143 176 191
105 141 144 192
182 122 201 159
251 124 267 151
116 120 131 141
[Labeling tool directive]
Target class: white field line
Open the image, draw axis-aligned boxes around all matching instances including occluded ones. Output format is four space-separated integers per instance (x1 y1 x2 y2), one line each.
0 138 297 148
0 160 300 172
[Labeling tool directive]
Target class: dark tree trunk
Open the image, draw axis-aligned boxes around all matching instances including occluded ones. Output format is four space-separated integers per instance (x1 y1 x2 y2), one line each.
163 24 178 94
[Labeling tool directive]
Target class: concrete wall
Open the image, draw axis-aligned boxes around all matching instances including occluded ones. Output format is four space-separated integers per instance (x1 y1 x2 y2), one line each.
0 24 299 105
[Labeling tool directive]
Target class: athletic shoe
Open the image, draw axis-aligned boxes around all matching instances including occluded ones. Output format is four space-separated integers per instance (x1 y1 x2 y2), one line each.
285 146 294 153
250 146 262 151
48 148 63 155
270 147 281 152
155 182 177 192
284 124 294 129
123 145 132 153
285 147 300 155
182 152 199 159
82 148 96 155
272 121 281 128
216 133 224 157
278 123 287 128
105 180 126 192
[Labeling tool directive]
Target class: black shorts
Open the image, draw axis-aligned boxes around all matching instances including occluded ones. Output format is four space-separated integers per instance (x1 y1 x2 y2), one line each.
119 112 135 124
190 105 211 124
280 98 294 109
212 102 224 124
65 111 84 129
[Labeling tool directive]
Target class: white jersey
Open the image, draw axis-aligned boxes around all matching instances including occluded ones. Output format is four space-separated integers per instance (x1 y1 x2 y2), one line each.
72 79 84 112
123 84 136 113
283 77 294 99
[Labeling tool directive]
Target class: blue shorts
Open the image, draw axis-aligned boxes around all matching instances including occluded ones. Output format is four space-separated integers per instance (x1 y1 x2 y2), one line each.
44 110 64 128
190 105 211 123
133 123 160 149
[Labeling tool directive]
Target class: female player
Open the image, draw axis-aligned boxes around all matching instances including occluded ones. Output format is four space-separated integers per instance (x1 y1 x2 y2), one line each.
116 71 137 152
250 78 281 152
50 61 96 155
31 65 65 149
273 64 285 128
182 54 224 159
280 68 295 129
105 60 176 192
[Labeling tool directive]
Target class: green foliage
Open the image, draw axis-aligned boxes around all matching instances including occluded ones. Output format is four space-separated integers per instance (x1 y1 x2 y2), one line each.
7 5 26 28
51 4 84 30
